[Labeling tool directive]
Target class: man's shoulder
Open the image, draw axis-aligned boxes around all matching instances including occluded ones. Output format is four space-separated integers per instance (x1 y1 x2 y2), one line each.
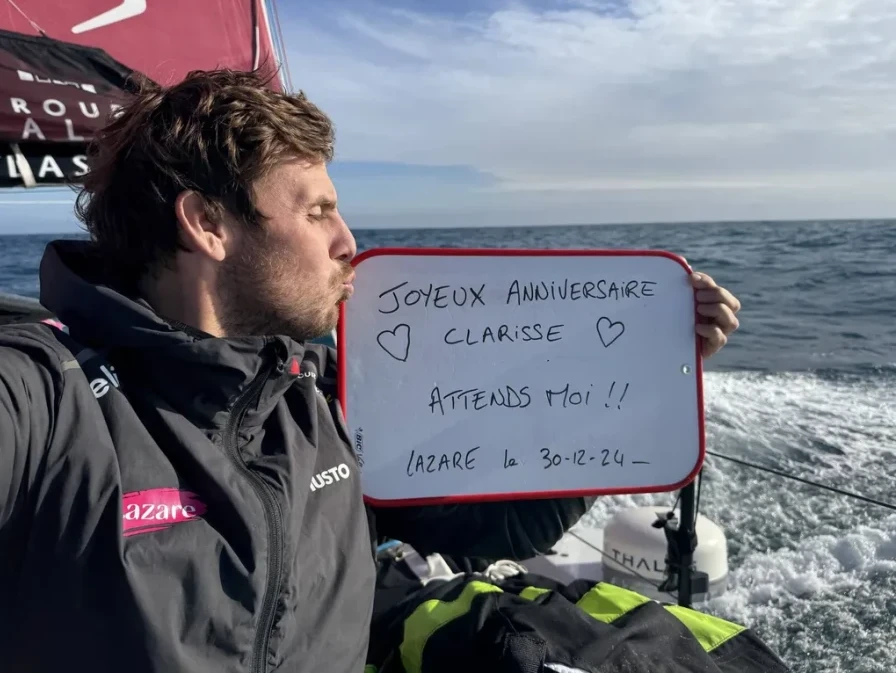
0 321 78 379
0 320 64 349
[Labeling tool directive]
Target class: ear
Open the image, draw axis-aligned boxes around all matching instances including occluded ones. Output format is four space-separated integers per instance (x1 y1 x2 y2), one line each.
173 191 231 262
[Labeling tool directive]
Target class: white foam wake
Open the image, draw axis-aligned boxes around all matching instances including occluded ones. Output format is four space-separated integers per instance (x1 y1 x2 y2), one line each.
580 369 896 673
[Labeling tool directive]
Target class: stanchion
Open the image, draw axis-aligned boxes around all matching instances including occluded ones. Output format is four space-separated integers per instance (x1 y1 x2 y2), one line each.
656 476 709 608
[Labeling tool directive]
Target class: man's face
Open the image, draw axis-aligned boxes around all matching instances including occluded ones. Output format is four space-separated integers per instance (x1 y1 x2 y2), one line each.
215 159 357 341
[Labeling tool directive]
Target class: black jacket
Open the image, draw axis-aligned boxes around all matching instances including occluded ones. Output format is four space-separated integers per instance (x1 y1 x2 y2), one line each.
368 550 790 673
0 240 592 673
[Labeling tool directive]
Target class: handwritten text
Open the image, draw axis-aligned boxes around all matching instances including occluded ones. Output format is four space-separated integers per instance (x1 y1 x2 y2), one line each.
444 322 564 346
401 445 652 477
429 385 532 415
406 447 480 476
379 282 486 314
506 279 657 305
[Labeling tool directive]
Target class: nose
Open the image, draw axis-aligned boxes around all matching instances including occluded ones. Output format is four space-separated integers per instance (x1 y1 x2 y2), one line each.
332 211 357 263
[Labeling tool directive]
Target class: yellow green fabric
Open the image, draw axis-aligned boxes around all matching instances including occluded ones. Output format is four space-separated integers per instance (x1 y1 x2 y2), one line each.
399 580 503 673
364 666 378 673
520 586 551 601
397 579 747 673
664 605 746 652
575 582 651 624
573 582 745 652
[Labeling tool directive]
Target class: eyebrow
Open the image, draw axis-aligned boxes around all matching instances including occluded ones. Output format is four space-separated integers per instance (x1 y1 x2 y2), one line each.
308 195 337 209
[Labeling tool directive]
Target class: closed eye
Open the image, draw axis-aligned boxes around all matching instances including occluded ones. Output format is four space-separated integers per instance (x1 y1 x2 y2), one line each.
308 198 337 221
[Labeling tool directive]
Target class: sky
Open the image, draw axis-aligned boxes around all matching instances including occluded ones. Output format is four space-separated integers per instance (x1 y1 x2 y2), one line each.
4 0 896 232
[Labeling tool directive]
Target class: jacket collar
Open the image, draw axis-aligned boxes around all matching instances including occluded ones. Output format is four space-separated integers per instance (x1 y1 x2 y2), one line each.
39 239 309 429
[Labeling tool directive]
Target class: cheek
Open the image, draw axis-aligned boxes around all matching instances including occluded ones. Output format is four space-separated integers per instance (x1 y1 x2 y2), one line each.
274 246 331 292
297 237 337 280
264 228 333 286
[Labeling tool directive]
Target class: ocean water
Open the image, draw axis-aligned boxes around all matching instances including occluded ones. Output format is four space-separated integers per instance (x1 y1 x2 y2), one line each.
1 219 895 672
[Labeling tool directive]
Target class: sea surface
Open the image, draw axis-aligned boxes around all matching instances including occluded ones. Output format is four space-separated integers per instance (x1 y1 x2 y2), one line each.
1 220 894 672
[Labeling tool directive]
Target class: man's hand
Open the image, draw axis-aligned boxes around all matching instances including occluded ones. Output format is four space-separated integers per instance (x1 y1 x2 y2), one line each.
690 272 741 358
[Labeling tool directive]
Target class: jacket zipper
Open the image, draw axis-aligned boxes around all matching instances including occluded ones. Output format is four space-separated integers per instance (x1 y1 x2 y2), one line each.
223 345 285 673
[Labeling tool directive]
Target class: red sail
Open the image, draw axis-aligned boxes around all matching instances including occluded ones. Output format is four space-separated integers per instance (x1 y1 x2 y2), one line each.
0 0 281 88
0 28 138 186
0 0 283 187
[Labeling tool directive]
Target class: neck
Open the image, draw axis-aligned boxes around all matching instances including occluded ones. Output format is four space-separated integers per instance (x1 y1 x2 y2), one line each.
139 272 226 338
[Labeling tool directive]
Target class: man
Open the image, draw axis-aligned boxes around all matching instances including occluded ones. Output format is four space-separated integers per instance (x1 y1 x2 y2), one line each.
0 70 741 673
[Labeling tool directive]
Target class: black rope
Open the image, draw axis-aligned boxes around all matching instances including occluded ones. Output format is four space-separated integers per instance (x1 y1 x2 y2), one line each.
558 452 893 607
668 490 681 517
5 0 48 36
706 450 896 513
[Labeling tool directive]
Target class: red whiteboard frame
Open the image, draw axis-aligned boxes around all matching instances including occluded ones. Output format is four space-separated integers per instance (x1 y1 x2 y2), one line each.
337 247 706 507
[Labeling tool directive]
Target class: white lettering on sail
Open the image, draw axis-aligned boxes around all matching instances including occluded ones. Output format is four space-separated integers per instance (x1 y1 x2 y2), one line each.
10 98 29 114
65 119 85 142
78 102 101 118
5 155 19 179
21 118 45 141
38 156 64 179
72 0 148 34
16 69 97 93
8 94 120 148
72 156 89 176
43 100 65 117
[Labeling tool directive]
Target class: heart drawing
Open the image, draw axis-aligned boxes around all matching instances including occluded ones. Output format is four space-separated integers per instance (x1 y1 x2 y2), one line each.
376 324 411 362
596 317 625 348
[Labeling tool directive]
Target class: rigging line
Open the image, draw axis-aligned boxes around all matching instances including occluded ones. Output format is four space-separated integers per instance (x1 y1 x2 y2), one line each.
669 490 681 514
268 0 294 92
273 2 293 91
706 450 896 513
565 529 680 602
694 469 703 525
250 0 259 70
4 0 47 36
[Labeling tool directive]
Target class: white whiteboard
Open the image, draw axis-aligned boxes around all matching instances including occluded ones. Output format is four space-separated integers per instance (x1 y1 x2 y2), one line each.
340 249 704 505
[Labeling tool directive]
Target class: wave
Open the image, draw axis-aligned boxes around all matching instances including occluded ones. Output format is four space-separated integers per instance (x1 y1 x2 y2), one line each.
581 368 895 672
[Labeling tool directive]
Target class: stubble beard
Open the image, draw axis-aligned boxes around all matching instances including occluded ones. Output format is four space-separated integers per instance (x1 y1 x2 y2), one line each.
216 243 347 343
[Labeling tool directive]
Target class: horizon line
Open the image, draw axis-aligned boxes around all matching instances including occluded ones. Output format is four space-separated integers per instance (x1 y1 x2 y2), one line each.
0 216 894 237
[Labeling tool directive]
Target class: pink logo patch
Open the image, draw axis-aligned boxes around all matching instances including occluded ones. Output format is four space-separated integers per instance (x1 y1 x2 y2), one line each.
121 488 207 538
41 318 68 333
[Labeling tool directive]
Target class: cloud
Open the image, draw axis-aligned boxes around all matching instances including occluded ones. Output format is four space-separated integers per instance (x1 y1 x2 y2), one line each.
6 3 893 230
283 0 896 220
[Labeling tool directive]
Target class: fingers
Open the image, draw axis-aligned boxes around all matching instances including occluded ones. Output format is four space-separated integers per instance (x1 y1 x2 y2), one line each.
690 272 742 358
696 323 727 357
696 302 740 334
689 272 716 289
695 286 742 313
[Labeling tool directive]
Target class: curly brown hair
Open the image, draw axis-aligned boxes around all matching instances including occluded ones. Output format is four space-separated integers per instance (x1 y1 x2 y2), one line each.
74 68 335 284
